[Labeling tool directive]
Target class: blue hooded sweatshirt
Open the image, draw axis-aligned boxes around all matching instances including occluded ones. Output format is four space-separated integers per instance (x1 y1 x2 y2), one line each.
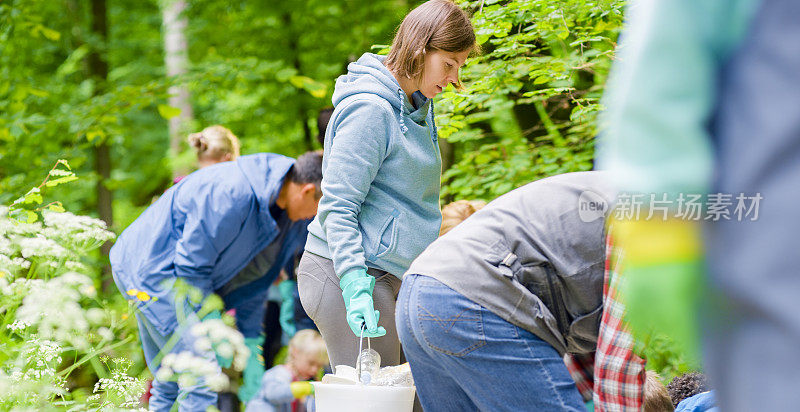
110 153 309 336
305 52 443 278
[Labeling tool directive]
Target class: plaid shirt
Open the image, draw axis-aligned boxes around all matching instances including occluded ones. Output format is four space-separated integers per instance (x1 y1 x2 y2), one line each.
564 236 647 411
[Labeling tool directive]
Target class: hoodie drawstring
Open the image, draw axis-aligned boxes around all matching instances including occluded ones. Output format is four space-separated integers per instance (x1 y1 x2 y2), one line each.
397 88 409 134
429 98 437 142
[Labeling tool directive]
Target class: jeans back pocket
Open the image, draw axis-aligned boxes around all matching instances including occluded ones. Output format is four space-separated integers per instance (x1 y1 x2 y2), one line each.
416 280 487 357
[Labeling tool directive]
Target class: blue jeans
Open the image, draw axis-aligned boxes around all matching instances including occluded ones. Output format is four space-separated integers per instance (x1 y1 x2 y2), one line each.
137 313 219 411
396 274 586 412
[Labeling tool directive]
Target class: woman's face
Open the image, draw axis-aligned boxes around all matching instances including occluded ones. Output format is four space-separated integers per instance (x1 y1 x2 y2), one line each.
418 49 471 99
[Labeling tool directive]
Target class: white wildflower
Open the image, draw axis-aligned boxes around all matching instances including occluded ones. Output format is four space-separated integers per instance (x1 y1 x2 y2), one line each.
43 210 108 232
177 374 196 388
7 320 30 332
158 350 225 391
0 236 13 255
14 257 31 269
155 366 173 382
190 318 250 371
18 235 68 259
65 260 88 271
0 218 42 238
97 327 114 341
92 369 146 408
193 337 212 353
85 308 107 325
15 273 93 350
205 373 229 391
41 210 115 248
0 254 31 274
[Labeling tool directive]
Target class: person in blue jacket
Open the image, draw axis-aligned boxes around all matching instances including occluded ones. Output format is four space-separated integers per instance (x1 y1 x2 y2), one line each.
110 151 322 411
297 0 476 371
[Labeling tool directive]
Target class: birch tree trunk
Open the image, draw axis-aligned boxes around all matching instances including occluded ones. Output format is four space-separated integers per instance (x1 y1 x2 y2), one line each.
163 0 194 178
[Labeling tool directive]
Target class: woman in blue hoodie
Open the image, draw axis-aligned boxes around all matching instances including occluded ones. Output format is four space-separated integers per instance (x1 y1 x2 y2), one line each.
298 0 476 370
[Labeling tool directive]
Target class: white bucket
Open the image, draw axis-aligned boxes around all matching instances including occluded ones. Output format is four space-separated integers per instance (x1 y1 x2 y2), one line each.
312 382 416 412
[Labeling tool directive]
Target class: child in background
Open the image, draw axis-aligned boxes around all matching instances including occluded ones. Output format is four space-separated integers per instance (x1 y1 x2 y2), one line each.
668 372 717 412
439 200 485 236
667 372 708 406
644 371 675 412
246 329 328 412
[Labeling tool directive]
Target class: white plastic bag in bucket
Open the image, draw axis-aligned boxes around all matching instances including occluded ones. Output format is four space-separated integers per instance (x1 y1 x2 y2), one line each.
312 382 416 412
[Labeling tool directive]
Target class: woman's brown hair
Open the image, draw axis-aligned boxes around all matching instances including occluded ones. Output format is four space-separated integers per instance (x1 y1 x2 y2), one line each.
384 0 476 87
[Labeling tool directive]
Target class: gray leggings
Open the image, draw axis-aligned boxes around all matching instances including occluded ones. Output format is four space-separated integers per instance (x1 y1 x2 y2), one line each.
297 251 403 369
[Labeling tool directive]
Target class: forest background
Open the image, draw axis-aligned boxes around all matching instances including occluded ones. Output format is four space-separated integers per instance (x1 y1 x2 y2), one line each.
0 0 693 409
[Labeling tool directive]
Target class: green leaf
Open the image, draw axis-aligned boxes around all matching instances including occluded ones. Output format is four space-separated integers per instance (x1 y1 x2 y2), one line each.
275 67 298 82
16 188 44 205
47 203 66 212
533 75 550 85
157 104 182 120
10 209 40 223
45 175 79 187
56 159 72 170
86 128 106 143
38 26 61 41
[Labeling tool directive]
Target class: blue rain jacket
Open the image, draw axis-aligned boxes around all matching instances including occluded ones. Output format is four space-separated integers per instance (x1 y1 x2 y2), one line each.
110 153 309 336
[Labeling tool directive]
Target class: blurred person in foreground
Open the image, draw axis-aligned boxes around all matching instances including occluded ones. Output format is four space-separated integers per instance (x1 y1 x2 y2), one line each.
110 151 322 410
597 0 800 409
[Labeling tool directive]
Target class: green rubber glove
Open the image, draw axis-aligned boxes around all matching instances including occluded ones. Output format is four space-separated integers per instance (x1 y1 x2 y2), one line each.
613 218 704 362
238 336 265 402
201 310 233 368
340 269 386 338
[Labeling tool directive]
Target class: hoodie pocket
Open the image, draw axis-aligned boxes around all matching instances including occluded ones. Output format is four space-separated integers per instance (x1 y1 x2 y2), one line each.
373 209 401 259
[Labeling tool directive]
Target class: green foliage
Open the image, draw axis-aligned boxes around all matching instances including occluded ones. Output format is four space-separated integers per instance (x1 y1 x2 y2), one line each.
9 160 76 223
0 170 145 409
1 165 253 408
641 334 700 383
439 0 625 201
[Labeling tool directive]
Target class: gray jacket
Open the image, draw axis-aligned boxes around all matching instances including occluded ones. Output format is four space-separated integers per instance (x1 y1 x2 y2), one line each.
406 171 616 355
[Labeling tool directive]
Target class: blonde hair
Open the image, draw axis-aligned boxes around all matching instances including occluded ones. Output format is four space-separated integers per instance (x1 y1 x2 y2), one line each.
644 371 674 412
288 329 328 365
384 0 476 87
187 125 241 163
440 199 486 236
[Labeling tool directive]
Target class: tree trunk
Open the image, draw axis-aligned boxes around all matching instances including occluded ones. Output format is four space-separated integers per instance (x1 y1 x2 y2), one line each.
282 10 313 152
163 0 194 177
88 0 113 287
439 138 455 175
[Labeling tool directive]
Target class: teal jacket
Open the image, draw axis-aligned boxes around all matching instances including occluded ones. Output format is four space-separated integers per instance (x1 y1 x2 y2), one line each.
305 53 442 278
